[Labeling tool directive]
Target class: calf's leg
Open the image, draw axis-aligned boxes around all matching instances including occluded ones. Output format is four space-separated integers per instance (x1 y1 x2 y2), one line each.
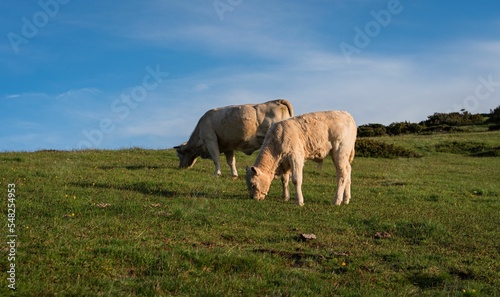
290 158 305 206
343 162 352 204
281 171 290 201
332 150 350 205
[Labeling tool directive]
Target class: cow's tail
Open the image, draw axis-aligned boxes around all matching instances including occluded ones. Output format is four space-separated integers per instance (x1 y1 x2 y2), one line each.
276 99 294 117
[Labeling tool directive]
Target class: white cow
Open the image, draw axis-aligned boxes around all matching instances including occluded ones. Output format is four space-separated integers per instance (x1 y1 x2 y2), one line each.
245 111 357 206
175 99 294 177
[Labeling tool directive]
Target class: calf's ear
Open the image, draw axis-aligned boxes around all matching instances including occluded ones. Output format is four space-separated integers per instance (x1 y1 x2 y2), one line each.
251 166 261 176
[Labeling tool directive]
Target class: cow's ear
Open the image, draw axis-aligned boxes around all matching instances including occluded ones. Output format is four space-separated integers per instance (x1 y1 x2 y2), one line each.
174 142 187 152
174 145 184 152
251 166 261 176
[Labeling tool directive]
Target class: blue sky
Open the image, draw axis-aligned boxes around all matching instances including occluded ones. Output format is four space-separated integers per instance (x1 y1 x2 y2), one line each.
1 0 499 151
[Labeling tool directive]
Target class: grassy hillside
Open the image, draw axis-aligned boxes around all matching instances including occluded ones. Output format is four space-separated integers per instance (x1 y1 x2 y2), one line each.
1 131 499 296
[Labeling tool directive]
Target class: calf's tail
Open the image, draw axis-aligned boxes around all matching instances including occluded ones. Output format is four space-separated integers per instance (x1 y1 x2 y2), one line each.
349 146 355 163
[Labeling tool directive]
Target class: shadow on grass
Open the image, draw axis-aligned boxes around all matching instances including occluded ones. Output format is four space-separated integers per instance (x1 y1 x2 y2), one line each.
435 141 500 157
253 248 334 268
1 156 23 162
71 181 178 197
98 165 170 170
70 181 245 200
407 270 451 289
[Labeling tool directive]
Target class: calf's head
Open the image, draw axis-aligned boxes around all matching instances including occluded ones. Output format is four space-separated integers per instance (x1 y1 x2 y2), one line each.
174 143 198 169
245 166 272 201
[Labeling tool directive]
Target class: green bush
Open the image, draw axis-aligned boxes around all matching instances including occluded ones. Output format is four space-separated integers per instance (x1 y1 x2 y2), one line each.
387 122 424 135
355 139 422 158
421 125 465 134
357 124 387 137
423 111 486 126
488 105 500 124
489 124 500 131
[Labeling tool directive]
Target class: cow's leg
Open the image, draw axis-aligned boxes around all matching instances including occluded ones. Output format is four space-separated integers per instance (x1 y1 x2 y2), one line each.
281 171 290 201
332 150 349 205
205 139 222 176
225 151 238 177
290 158 304 206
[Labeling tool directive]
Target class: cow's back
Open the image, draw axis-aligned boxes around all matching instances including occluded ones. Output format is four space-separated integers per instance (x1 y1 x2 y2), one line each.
205 105 259 149
254 99 293 136
199 100 293 154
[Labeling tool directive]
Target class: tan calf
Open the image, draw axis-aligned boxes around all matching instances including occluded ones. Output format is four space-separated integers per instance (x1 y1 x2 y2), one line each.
246 111 356 206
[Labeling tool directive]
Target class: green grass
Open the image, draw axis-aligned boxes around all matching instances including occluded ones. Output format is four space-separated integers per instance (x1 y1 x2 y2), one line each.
1 131 499 296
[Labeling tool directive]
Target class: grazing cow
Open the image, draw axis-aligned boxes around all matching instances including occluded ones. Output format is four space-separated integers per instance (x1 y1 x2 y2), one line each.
175 99 294 177
245 111 356 206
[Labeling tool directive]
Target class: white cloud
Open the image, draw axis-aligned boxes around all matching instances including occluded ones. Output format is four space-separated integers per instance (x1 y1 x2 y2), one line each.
56 88 101 99
3 92 51 100
6 94 21 99
194 83 210 92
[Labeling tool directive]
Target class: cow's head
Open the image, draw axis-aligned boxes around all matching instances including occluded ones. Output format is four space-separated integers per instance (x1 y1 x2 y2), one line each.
245 166 272 200
174 143 198 169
